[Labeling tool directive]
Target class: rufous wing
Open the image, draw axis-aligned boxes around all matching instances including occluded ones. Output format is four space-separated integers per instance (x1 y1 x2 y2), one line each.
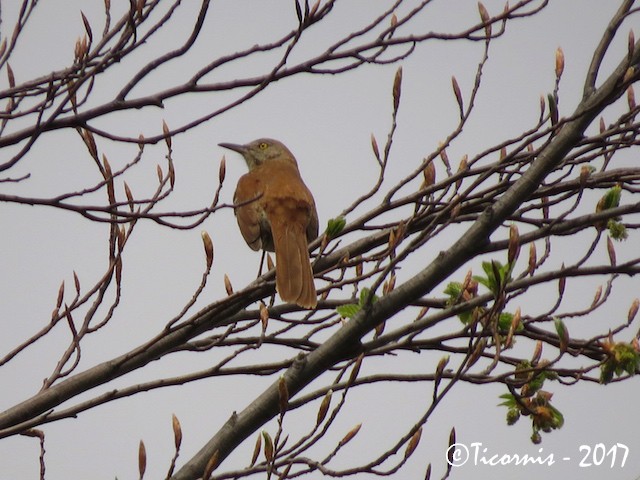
234 173 267 251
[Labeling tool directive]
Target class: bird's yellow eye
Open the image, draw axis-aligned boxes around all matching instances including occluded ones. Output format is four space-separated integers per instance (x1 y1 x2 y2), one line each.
258 142 268 150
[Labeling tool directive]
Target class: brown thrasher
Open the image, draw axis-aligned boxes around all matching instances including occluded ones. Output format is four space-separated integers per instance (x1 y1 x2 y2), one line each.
220 138 319 308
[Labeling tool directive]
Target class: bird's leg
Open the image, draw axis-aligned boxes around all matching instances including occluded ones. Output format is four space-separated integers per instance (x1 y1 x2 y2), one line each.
258 250 266 277
258 250 276 307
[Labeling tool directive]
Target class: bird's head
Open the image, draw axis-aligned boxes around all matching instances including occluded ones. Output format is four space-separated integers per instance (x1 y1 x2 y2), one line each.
219 138 297 170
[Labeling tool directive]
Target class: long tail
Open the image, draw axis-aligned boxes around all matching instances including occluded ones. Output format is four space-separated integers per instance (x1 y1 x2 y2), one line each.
272 220 317 308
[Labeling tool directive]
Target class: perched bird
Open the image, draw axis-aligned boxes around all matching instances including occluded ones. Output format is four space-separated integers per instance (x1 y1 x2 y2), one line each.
220 138 319 308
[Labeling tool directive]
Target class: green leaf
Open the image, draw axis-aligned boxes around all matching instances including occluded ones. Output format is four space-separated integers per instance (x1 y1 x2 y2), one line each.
475 260 512 296
549 404 564 429
498 312 513 331
359 287 378 306
458 310 473 325
497 393 517 408
600 185 622 211
554 318 569 352
326 216 347 238
506 408 520 425
481 261 495 279
547 93 558 125
336 287 379 320
336 303 360 319
444 281 473 324
444 282 463 300
472 274 492 292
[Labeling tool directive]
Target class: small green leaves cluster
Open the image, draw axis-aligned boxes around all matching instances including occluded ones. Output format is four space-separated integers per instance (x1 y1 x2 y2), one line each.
444 260 522 333
337 288 379 319
475 260 513 296
595 185 628 240
600 340 640 384
607 219 628 240
499 362 563 444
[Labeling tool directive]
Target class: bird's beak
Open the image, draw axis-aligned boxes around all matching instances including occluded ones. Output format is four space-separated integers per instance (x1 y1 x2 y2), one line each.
219 142 247 155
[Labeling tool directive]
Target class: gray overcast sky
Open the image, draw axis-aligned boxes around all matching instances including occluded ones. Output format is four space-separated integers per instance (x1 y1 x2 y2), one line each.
1 1 639 479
